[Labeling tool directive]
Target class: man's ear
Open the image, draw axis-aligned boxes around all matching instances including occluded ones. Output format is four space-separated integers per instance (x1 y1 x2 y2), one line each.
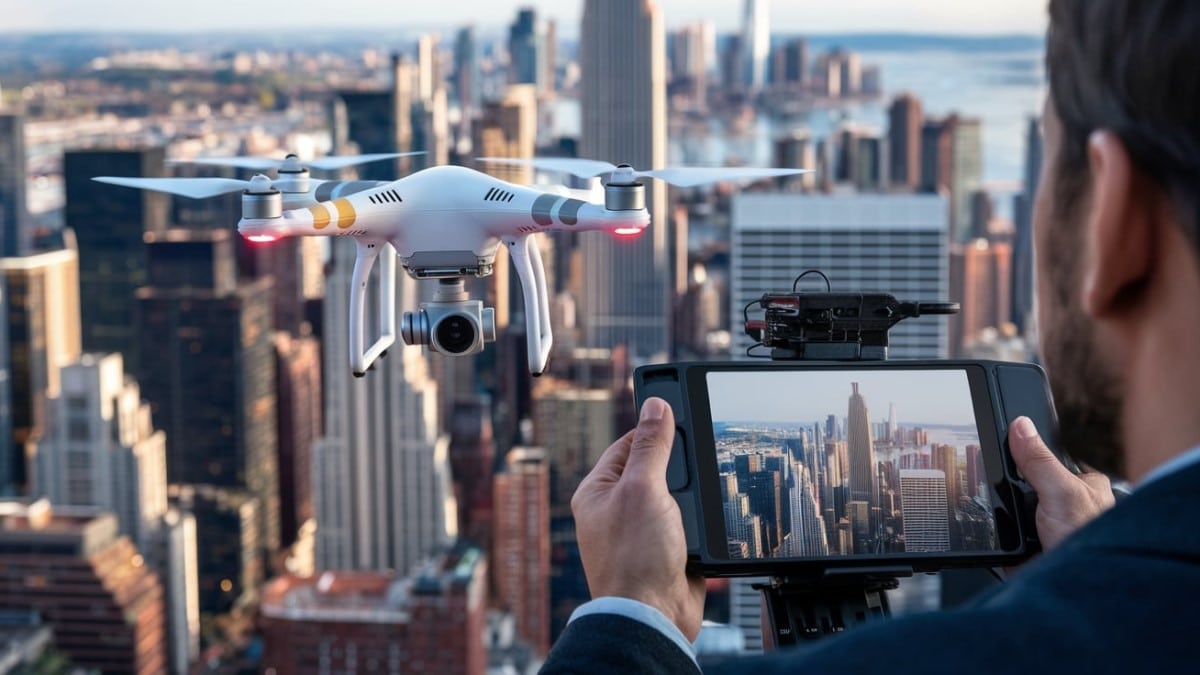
1081 130 1154 318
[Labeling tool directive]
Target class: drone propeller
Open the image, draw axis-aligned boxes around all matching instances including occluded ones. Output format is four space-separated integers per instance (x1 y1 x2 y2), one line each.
170 151 425 173
477 157 811 187
91 176 258 199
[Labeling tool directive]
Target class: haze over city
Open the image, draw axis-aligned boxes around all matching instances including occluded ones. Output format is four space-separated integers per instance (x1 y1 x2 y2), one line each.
2 0 1049 34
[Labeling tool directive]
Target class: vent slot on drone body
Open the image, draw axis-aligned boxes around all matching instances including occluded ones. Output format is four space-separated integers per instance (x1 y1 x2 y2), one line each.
368 189 403 204
484 188 515 202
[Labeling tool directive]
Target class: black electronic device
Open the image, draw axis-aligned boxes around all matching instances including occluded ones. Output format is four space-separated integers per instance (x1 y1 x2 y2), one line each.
634 359 1047 577
632 271 1055 645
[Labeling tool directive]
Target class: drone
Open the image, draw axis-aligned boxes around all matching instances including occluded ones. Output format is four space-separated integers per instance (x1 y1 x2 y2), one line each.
96 154 808 376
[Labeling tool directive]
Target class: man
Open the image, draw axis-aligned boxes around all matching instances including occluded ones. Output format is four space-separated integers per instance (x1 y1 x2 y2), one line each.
542 1 1200 672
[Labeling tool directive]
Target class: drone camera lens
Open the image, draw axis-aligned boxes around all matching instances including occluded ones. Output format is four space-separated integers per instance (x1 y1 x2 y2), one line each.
435 314 478 355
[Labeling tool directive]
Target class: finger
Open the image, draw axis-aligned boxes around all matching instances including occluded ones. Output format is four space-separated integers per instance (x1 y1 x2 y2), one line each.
573 430 636 511
586 429 637 485
623 398 676 486
1009 416 1077 501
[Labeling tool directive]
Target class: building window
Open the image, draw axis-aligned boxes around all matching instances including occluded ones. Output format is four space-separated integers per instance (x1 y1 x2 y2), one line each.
66 450 90 470
67 418 90 442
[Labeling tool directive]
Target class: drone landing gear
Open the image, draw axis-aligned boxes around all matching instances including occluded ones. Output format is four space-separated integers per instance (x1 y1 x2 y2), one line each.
349 239 398 376
505 234 553 375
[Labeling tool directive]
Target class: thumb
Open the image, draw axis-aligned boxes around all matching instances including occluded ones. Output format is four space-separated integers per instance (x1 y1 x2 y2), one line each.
624 397 676 486
1009 416 1075 501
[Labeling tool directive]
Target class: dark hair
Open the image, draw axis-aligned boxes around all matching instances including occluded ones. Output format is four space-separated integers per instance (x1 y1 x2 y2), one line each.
1047 0 1200 243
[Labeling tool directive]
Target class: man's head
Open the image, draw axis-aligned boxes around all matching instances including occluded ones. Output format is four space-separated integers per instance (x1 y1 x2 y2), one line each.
1036 0 1200 479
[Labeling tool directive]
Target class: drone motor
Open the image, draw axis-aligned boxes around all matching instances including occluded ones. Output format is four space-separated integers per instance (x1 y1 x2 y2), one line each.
273 154 312 194
241 175 282 220
604 164 646 211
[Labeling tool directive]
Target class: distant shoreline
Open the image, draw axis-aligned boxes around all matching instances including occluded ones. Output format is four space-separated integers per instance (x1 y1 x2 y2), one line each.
0 30 1045 51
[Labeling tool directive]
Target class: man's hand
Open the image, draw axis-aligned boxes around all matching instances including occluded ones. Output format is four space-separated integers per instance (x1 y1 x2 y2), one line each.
1009 416 1115 551
571 397 707 641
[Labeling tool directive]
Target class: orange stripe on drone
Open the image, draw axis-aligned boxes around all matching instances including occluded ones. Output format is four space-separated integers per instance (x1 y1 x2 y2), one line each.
334 199 357 229
310 204 332 230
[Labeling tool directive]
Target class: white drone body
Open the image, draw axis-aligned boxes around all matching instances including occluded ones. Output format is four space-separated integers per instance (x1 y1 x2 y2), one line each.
96 154 808 376
237 164 649 375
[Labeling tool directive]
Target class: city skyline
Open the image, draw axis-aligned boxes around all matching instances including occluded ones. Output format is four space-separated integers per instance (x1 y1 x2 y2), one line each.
715 378 997 560
0 0 1050 663
708 369 979 427
2 0 1050 35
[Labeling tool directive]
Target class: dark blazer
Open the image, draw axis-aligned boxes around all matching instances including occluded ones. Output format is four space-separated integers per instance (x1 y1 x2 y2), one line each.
542 461 1200 674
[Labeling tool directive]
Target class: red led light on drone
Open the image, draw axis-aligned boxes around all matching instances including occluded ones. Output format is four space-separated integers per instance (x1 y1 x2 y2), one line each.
247 234 278 243
613 227 644 237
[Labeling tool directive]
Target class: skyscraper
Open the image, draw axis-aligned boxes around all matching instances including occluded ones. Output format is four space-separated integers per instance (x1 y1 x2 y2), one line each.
313 237 453 573
0 280 10 496
933 444 961 517
1 245 82 492
0 501 167 673
454 26 483 114
854 135 886 190
532 380 616 507
170 484 261 615
155 508 201 675
0 112 28 258
949 117 984 244
273 332 321 550
669 22 714 109
846 383 877 509
416 34 440 104
920 118 954 193
473 84 538 187
580 0 669 359
509 8 543 88
899 470 951 552
771 38 808 91
887 403 899 443
544 19 558 95
32 353 199 674
730 193 951 359
448 396 496 542
782 461 829 557
332 55 412 181
1012 116 1043 332
34 353 167 546
65 147 168 370
492 447 551 657
531 377 616 637
741 0 770 91
888 93 923 190
949 238 1013 355
135 229 280 554
965 444 984 499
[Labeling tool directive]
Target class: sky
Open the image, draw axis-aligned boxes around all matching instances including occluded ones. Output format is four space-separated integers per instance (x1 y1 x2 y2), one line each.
706 368 978 427
2 0 1048 35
